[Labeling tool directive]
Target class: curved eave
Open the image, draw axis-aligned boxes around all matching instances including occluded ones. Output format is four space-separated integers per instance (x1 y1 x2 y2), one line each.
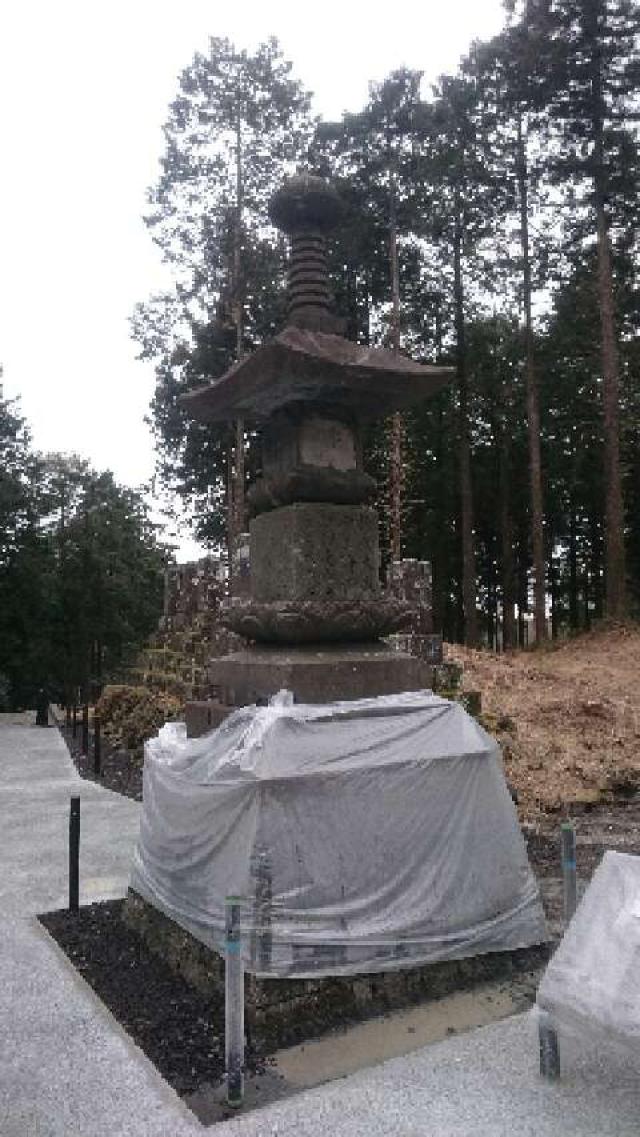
180 327 453 425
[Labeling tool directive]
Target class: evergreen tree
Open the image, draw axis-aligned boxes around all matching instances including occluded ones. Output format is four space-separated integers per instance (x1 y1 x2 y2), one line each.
0 396 167 707
133 37 312 548
523 0 640 619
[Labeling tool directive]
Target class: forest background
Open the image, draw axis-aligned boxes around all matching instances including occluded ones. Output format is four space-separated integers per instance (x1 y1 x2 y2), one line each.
134 0 640 649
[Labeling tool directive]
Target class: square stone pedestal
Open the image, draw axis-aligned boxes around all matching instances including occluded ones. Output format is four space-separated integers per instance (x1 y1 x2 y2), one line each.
185 644 433 737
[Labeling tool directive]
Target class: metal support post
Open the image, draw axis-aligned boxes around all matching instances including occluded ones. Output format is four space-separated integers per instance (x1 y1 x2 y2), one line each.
72 705 77 738
69 796 80 912
81 704 89 756
561 821 577 926
538 1010 560 1079
225 896 244 1108
250 848 273 971
93 714 101 776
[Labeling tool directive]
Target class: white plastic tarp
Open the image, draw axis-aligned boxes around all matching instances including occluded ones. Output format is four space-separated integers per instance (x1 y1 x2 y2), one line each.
537 850 640 1052
130 690 546 977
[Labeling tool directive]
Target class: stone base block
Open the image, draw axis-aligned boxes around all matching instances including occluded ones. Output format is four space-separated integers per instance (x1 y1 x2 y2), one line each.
207 644 433 708
183 700 234 738
123 891 550 1051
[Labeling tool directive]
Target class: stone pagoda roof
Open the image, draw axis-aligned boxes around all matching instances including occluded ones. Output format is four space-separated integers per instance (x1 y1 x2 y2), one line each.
181 326 451 424
181 173 452 425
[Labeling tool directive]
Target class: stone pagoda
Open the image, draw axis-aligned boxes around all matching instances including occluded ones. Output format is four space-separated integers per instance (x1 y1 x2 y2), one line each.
183 174 451 735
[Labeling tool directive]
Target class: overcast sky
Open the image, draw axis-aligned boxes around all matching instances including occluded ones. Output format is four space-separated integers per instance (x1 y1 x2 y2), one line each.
0 0 505 559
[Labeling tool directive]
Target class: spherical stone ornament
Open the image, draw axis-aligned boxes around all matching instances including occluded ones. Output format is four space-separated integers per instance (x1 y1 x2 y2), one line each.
269 174 343 235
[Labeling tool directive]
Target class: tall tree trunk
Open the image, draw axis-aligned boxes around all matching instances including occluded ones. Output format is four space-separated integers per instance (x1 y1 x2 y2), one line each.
590 9 627 620
569 493 579 630
487 546 497 650
228 103 246 590
516 114 547 642
596 207 626 619
499 429 516 649
233 106 245 540
453 189 478 646
226 432 234 588
518 533 528 646
591 516 604 619
388 164 403 562
549 546 558 640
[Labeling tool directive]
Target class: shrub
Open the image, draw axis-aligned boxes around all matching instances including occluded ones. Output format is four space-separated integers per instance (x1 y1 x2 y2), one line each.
96 685 183 759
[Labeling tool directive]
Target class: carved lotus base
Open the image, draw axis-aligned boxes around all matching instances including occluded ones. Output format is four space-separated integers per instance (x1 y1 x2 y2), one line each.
219 598 414 644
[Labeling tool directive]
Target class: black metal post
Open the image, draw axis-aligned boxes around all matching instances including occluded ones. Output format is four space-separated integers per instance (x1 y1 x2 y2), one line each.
93 714 101 776
81 704 89 757
539 1010 560 1079
561 821 577 926
65 704 71 730
72 705 78 739
69 796 80 912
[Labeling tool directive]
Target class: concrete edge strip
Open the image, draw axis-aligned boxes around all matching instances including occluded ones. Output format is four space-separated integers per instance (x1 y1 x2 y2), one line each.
31 914 203 1131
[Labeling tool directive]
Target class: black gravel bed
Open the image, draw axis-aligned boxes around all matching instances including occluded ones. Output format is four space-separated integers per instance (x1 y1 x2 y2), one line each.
39 900 264 1102
40 898 545 1123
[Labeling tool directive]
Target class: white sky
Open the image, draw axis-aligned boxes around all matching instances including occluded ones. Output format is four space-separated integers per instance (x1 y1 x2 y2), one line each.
0 0 505 559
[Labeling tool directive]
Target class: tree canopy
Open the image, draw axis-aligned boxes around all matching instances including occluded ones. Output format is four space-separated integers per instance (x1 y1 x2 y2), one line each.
0 394 166 709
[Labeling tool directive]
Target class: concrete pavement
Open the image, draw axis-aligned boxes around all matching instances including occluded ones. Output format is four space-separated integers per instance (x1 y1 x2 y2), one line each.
1 720 638 1136
0 721 202 1136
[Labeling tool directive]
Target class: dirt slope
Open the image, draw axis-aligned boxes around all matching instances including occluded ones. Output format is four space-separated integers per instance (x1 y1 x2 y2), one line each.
447 624 640 821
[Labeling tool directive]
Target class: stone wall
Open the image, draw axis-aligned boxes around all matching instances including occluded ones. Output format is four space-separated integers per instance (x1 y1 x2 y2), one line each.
161 557 226 633
123 890 548 1051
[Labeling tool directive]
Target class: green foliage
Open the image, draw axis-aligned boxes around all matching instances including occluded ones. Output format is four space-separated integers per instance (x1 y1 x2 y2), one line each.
0 397 167 708
132 36 312 544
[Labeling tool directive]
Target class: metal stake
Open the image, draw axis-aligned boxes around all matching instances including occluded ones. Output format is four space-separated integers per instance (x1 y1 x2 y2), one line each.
561 821 577 926
93 714 101 776
69 796 80 912
250 848 273 971
81 704 89 756
225 896 244 1108
72 705 77 738
539 1010 560 1079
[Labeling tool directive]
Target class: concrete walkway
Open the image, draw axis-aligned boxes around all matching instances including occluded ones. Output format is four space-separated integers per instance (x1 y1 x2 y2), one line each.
1 721 638 1136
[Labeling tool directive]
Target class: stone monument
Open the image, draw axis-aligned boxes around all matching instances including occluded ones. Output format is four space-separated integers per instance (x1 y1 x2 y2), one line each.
182 174 452 735
127 194 547 1038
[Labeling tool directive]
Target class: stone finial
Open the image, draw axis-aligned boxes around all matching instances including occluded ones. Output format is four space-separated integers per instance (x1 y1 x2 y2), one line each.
269 174 343 332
